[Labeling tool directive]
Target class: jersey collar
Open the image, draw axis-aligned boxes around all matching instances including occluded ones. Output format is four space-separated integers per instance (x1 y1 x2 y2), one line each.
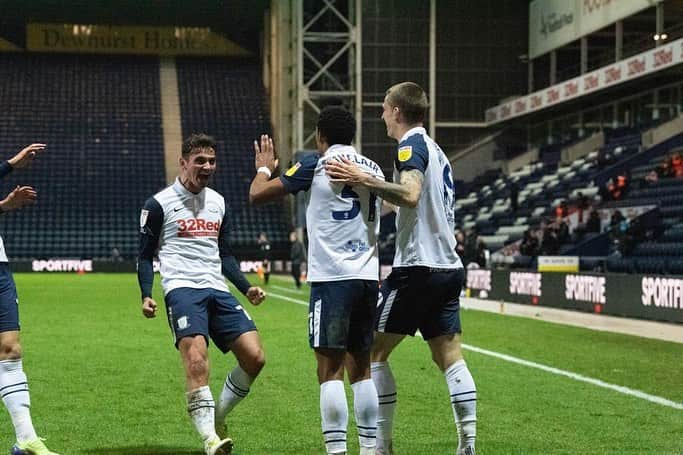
399 126 426 143
324 144 357 156
173 177 205 200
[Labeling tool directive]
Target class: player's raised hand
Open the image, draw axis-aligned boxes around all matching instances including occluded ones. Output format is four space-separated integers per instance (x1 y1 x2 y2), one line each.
142 297 158 318
246 286 266 306
326 157 368 186
8 143 46 169
254 134 278 173
0 186 37 212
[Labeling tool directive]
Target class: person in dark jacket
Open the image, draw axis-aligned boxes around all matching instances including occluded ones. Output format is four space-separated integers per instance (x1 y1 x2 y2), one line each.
289 231 307 288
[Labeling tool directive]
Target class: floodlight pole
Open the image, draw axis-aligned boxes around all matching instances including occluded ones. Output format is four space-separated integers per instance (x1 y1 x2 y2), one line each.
295 0 362 151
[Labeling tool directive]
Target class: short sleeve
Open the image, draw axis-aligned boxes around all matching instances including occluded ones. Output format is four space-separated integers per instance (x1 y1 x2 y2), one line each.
279 154 318 194
395 134 429 173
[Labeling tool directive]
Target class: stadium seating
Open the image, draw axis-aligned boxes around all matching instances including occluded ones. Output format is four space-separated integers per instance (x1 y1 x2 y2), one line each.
0 54 165 260
176 58 290 252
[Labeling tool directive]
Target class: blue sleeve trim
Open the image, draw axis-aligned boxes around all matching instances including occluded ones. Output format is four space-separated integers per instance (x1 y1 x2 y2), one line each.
137 197 163 299
137 259 154 299
395 134 429 173
222 256 252 296
218 204 252 295
279 154 318 194
0 161 12 179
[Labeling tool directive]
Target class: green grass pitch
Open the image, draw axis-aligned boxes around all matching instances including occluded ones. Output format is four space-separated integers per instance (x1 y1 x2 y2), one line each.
0 273 681 454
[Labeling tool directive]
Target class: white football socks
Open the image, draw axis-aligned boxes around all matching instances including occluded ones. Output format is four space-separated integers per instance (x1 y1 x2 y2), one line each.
216 365 253 424
445 360 477 454
351 378 378 450
371 361 396 451
0 359 37 444
320 380 348 454
186 386 217 442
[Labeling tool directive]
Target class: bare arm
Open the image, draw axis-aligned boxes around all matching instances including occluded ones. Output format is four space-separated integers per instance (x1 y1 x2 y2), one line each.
326 157 423 208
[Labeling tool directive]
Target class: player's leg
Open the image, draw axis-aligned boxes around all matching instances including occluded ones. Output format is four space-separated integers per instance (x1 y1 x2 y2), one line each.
372 269 420 455
0 266 59 455
165 288 227 454
210 291 262 443
215 331 264 425
344 280 379 455
310 281 358 455
316 348 348 455
422 269 476 455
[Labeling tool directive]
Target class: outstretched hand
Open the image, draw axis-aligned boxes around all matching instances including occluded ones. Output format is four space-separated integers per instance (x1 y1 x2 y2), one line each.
254 135 278 174
325 157 368 186
0 186 37 212
8 143 46 169
246 286 266 306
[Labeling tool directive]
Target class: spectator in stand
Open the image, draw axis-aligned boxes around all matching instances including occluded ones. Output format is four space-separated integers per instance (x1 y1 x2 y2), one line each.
607 170 629 200
463 228 479 266
643 169 659 187
609 210 626 231
455 230 465 259
657 159 672 178
572 191 590 223
540 223 560 255
671 152 683 178
586 209 601 233
555 200 568 219
520 229 539 256
474 237 487 268
556 218 570 245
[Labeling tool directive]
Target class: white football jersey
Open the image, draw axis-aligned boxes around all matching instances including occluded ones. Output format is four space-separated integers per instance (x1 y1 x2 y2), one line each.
281 145 385 282
392 127 463 269
144 179 229 295
0 237 7 263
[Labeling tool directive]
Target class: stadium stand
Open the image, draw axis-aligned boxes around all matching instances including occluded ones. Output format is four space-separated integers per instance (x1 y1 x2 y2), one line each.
0 53 165 260
176 57 290 253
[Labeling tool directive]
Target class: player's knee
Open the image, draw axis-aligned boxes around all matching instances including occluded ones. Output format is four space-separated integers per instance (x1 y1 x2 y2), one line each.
0 341 22 360
243 348 265 377
184 347 209 379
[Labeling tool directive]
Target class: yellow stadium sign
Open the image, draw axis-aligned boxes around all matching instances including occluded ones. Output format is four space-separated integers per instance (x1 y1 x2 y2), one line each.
0 37 21 52
27 23 251 56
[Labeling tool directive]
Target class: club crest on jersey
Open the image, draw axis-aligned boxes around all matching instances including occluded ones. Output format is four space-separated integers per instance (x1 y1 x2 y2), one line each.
397 146 412 162
285 162 302 176
139 209 149 227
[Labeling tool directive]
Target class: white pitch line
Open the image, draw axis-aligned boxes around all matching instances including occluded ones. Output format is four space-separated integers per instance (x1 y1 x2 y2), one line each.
268 291 683 411
270 285 306 295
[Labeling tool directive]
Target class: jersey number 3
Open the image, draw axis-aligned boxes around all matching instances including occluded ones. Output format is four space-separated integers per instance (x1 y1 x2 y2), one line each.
332 185 378 222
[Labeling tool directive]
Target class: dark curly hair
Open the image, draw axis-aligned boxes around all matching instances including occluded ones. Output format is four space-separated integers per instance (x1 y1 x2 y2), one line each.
316 106 356 146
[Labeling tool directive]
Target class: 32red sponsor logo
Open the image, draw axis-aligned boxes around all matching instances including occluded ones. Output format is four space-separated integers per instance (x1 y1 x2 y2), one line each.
177 218 220 237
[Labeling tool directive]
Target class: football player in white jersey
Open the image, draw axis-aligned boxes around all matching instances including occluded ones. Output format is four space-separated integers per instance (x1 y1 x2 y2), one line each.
326 83 477 455
138 134 266 455
249 106 384 455
0 144 60 455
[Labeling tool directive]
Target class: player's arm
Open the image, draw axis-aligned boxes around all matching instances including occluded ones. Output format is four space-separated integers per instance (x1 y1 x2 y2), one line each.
326 159 422 208
250 134 316 204
138 197 163 317
249 134 288 204
0 144 46 213
326 141 426 208
219 208 266 306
